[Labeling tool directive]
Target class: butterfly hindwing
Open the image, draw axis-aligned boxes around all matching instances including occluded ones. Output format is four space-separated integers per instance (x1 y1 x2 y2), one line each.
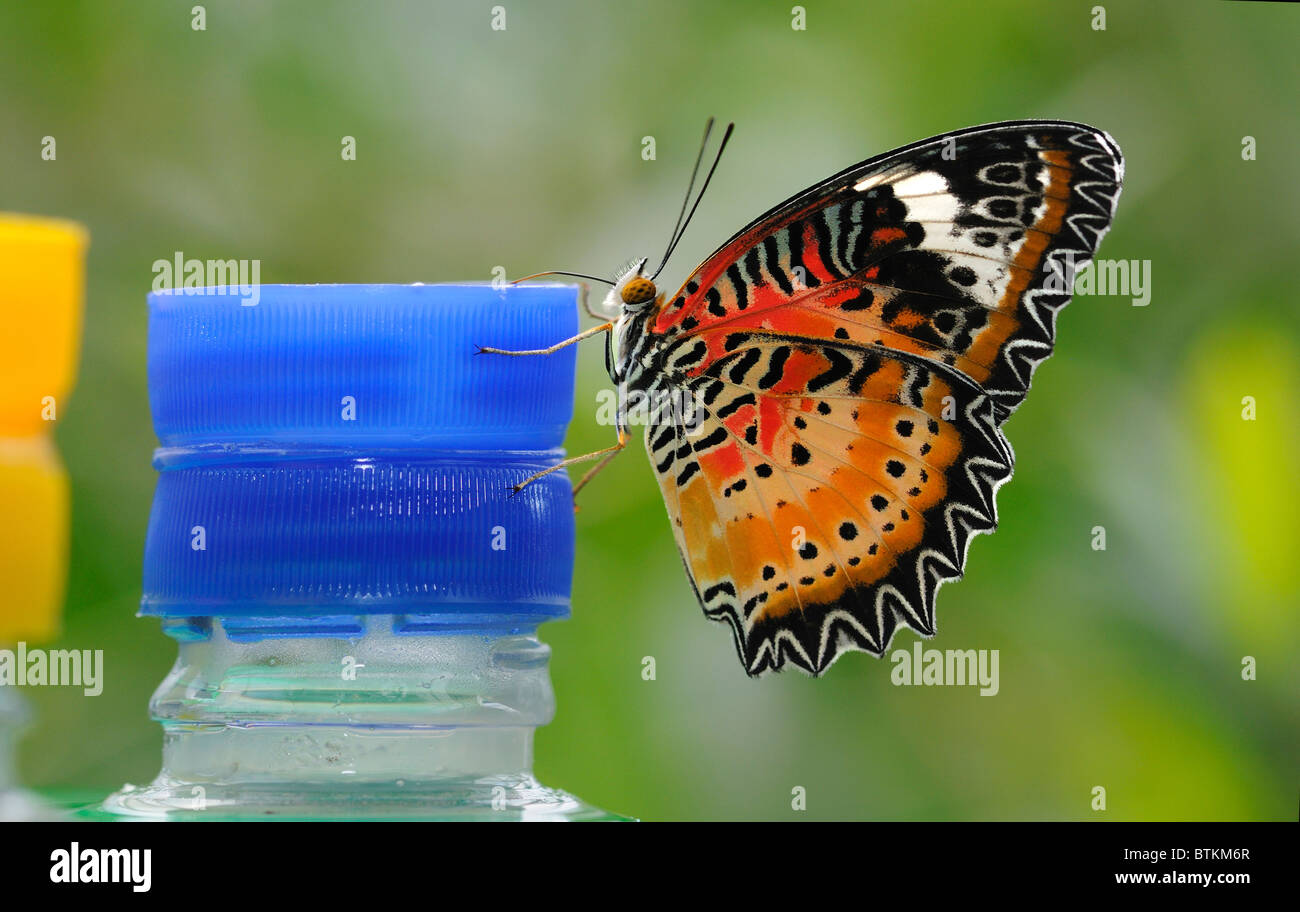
644 331 1013 675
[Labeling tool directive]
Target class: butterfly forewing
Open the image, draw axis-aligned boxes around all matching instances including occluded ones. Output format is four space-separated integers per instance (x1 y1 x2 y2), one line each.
652 121 1123 422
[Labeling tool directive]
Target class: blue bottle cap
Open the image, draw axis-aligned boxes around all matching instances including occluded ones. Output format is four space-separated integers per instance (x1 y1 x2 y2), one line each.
141 284 582 628
148 283 579 450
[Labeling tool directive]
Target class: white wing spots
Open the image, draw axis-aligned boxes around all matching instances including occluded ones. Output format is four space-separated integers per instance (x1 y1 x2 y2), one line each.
890 170 948 198
852 171 893 193
887 174 1011 303
942 248 1012 300
901 187 960 225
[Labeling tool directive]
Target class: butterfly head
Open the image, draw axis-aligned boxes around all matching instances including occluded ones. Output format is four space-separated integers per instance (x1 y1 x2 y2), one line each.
598 257 657 317
621 275 657 307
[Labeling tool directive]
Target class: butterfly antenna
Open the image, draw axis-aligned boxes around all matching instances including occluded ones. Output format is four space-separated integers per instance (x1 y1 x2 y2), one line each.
652 117 714 276
511 270 616 287
652 121 734 281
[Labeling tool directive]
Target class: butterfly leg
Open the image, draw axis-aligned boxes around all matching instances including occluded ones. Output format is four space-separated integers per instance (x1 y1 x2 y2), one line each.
569 443 627 506
476 321 612 357
478 320 625 497
579 285 606 321
511 431 628 496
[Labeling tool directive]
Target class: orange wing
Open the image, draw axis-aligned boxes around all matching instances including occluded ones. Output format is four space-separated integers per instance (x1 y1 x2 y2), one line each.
646 332 1012 675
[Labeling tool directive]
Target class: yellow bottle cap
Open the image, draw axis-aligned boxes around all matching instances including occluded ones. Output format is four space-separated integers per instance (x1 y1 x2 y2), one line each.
0 213 88 436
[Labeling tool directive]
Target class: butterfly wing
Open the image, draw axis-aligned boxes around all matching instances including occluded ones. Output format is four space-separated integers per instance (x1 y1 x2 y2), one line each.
637 121 1122 674
651 120 1123 423
646 332 1012 675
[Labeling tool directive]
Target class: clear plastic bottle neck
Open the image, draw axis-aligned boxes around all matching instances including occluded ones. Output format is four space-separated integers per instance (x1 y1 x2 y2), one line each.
102 617 615 820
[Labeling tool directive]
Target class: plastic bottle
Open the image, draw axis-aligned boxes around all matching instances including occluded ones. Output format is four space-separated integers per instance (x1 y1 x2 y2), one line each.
101 283 622 820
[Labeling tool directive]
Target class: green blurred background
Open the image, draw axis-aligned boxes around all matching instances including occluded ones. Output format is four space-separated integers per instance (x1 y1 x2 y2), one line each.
1 0 1295 820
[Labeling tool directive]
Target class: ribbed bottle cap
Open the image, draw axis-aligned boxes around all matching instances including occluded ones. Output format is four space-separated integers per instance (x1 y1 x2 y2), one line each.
142 284 582 623
149 283 579 450
140 456 575 622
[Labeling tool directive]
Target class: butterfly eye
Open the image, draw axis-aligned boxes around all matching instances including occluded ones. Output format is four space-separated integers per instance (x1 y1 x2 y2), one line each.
620 277 657 306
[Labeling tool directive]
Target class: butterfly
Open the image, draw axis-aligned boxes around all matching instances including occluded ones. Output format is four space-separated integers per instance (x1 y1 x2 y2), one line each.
482 119 1123 676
